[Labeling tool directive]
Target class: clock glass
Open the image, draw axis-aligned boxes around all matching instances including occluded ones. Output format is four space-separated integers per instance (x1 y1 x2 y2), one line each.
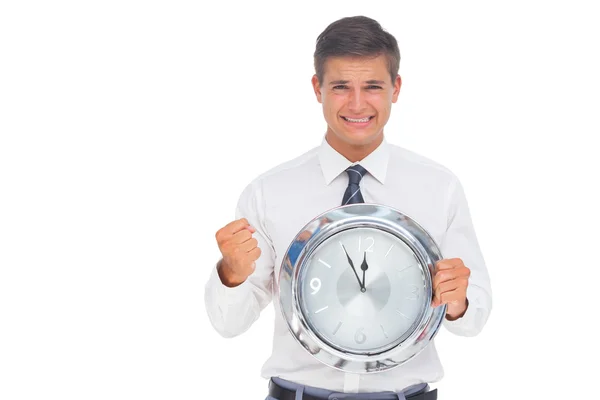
298 226 429 355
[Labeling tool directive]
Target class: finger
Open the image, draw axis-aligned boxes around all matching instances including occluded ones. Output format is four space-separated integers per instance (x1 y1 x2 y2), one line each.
439 287 467 305
247 246 261 261
435 258 463 271
216 218 251 244
432 270 454 289
225 218 253 235
229 228 253 244
238 237 259 253
433 266 470 288
434 277 468 305
434 278 461 298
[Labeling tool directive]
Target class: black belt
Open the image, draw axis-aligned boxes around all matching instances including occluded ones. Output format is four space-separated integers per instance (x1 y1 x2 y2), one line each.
268 379 437 400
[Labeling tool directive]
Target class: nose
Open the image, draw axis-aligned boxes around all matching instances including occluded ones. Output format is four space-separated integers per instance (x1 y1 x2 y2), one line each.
348 87 365 113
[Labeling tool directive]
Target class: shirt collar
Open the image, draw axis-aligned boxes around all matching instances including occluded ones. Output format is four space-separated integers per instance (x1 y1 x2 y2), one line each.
318 136 389 185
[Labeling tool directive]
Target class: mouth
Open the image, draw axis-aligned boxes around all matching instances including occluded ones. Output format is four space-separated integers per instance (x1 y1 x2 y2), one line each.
340 115 374 128
341 116 374 123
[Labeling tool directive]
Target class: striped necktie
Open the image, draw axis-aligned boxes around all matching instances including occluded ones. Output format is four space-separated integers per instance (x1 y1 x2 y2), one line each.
342 164 367 205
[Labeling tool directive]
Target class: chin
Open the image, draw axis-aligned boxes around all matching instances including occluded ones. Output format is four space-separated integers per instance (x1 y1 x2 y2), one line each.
340 131 381 146
326 119 383 148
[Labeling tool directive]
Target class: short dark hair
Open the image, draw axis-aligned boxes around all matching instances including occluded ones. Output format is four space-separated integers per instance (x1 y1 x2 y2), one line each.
314 16 400 85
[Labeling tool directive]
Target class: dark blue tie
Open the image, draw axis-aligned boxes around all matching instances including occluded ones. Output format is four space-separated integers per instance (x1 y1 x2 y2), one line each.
342 164 367 205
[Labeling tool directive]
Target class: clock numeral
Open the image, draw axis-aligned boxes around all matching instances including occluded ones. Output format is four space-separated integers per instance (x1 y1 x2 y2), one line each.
314 305 328 314
310 278 321 295
359 236 375 253
406 284 419 300
354 327 367 344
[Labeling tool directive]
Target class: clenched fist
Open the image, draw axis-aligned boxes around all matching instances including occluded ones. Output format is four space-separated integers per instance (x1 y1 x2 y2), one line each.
215 218 262 287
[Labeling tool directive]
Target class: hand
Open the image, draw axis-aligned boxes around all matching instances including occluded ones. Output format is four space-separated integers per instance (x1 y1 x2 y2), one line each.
215 218 261 287
341 244 364 291
360 252 369 289
431 258 470 320
298 229 311 242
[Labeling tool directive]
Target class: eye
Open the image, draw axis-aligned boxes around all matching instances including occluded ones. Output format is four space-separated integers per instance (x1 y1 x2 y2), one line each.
366 85 383 90
332 85 349 90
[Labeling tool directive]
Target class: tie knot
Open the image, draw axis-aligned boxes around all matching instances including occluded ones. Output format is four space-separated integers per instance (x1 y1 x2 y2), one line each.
345 164 367 185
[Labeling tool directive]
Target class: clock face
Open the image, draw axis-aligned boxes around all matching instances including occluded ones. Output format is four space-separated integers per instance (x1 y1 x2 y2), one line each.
298 226 428 355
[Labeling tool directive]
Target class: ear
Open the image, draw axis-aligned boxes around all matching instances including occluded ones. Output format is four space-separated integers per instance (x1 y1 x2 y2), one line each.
392 74 402 103
311 74 323 103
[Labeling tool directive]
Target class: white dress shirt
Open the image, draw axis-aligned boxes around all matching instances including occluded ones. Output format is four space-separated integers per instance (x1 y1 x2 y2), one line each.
204 136 492 393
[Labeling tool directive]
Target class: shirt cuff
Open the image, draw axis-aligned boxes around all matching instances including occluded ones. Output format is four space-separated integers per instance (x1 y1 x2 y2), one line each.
442 295 482 336
207 260 252 306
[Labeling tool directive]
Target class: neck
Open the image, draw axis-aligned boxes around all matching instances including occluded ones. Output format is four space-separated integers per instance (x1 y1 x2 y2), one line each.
325 131 384 162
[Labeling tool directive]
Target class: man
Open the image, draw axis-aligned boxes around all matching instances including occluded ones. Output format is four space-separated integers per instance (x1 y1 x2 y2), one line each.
205 15 492 400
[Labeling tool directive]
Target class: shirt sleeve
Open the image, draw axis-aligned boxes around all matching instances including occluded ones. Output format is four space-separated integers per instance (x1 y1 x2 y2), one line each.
204 178 276 338
440 175 492 337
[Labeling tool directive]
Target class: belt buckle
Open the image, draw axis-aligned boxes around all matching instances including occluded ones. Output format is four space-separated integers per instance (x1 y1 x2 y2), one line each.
327 394 396 400
327 395 361 400
326 392 400 400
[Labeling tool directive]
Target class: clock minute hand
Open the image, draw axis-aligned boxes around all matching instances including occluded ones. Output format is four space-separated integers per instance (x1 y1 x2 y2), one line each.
341 244 364 291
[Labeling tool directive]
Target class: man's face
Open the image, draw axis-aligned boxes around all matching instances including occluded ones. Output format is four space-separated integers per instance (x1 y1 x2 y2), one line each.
312 54 401 148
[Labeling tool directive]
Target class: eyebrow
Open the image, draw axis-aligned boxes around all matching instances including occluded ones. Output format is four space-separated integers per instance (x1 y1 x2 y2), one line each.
329 80 386 85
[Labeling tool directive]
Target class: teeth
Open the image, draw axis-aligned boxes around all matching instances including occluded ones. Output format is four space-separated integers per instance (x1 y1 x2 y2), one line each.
344 117 371 123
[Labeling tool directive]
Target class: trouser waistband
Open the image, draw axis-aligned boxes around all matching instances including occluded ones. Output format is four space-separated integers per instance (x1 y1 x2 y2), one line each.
268 377 437 400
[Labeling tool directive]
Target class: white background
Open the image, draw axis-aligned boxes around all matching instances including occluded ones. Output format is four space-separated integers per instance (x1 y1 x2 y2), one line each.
1 1 599 399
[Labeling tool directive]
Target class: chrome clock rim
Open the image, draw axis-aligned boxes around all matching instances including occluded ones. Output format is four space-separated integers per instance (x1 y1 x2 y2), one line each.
278 203 447 373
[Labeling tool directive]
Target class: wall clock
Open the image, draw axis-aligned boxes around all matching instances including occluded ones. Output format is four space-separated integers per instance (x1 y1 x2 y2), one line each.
279 203 446 373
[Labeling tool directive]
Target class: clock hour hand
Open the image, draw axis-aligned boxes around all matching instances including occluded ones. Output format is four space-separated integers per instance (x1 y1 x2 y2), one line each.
341 244 364 291
361 252 369 289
